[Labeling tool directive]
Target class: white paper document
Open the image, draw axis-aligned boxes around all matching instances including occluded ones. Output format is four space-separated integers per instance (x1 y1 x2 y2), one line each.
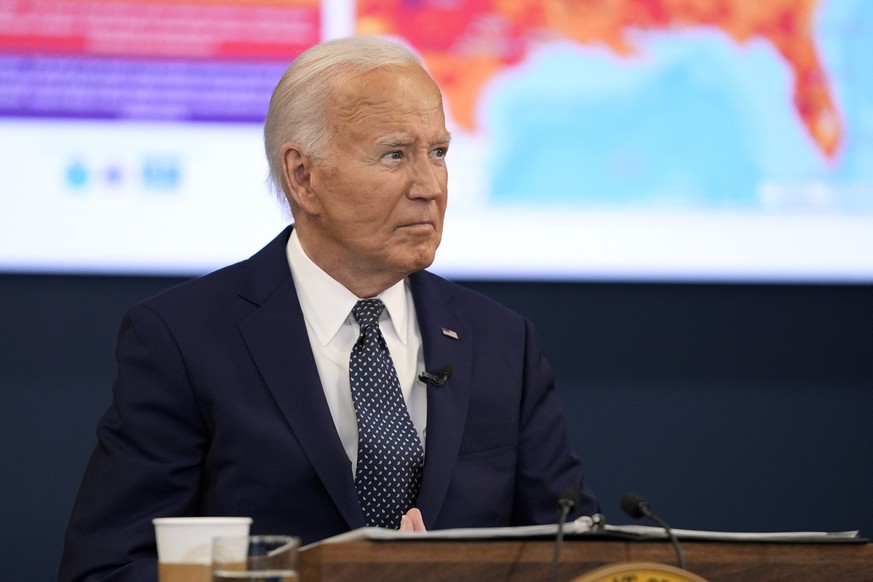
303 519 861 550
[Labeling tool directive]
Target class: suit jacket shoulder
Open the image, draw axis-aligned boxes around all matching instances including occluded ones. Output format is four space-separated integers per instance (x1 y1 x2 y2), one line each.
136 226 294 322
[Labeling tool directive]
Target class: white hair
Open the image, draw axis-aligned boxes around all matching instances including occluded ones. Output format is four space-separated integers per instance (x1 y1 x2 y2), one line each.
263 36 424 203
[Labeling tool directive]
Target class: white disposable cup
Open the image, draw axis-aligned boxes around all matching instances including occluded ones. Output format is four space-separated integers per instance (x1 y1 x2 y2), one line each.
152 516 253 565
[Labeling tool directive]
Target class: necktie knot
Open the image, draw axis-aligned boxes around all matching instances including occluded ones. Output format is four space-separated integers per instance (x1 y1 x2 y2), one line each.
352 298 385 329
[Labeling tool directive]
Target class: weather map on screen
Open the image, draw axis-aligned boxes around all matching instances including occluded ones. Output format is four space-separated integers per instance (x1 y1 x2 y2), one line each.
1 0 871 280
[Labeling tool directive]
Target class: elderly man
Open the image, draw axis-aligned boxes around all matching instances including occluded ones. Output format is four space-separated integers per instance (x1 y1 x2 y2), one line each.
59 36 598 582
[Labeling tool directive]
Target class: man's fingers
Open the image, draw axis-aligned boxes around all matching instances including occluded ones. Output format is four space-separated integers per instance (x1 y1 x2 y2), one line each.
400 508 427 532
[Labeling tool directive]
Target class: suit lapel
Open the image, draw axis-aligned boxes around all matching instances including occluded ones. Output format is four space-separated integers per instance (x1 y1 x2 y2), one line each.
236 227 365 530
409 272 473 527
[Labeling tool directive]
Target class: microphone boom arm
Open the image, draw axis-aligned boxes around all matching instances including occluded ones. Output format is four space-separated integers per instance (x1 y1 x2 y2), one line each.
621 492 687 571
639 504 686 570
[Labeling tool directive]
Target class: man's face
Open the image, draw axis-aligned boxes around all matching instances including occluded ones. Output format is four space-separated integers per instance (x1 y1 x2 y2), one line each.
297 64 450 290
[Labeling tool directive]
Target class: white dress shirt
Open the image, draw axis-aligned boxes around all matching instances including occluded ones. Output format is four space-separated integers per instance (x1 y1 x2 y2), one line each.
286 229 427 476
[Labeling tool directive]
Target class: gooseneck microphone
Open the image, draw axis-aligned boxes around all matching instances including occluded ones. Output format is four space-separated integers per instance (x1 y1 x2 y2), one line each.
418 364 453 386
620 492 686 570
548 488 581 582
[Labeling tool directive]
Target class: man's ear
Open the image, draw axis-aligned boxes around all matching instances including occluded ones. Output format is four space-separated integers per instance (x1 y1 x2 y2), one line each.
281 144 319 214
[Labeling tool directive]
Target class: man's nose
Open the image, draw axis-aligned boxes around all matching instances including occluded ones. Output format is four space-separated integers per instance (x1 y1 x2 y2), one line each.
407 156 444 200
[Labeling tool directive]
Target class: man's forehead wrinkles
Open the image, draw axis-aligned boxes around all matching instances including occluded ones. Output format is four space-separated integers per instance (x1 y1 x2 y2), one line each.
335 101 394 124
335 88 442 118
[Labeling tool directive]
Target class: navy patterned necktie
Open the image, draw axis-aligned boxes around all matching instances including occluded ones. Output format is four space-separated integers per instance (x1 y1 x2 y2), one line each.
349 298 424 529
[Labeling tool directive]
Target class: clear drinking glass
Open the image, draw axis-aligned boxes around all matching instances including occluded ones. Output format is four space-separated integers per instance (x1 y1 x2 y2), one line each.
212 535 300 582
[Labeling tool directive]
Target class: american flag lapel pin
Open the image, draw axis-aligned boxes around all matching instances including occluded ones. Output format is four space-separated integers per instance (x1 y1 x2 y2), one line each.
441 327 459 340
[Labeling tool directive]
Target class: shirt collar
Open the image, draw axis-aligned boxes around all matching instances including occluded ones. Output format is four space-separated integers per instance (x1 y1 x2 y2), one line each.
286 228 409 346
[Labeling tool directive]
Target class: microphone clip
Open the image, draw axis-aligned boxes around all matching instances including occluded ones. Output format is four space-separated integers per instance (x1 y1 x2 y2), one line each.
418 365 453 387
574 512 606 533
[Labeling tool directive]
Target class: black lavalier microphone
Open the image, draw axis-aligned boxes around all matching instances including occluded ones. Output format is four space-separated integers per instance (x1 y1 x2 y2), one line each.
621 491 686 570
417 364 453 386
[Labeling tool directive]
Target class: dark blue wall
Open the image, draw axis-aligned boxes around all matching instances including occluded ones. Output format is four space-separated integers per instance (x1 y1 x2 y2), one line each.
1 274 871 580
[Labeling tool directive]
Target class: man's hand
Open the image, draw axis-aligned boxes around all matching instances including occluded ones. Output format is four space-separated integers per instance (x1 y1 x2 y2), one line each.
399 508 427 532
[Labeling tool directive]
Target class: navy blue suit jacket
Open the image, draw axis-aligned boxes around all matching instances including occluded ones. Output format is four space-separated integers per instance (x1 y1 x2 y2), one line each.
60 226 598 582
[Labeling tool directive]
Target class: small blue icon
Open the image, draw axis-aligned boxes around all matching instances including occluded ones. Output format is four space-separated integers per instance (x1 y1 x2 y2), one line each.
142 156 181 190
105 164 124 186
66 161 89 189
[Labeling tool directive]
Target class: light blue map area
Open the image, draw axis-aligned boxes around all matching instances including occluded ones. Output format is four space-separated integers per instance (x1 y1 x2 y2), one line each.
484 0 873 213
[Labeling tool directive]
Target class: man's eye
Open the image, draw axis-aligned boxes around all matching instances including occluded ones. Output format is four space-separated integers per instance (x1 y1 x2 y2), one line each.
384 151 403 161
432 147 447 159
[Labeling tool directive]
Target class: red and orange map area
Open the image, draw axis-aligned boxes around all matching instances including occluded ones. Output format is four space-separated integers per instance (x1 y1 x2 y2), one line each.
358 0 841 159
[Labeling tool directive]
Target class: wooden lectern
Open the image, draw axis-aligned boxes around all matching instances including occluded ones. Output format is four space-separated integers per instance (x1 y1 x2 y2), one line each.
299 536 873 581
